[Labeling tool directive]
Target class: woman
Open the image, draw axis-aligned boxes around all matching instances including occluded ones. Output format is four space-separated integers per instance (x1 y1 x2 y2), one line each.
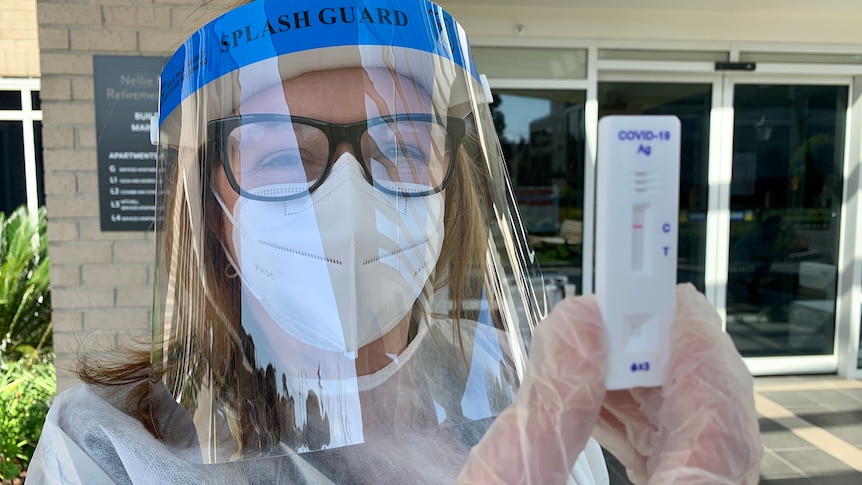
29 0 761 483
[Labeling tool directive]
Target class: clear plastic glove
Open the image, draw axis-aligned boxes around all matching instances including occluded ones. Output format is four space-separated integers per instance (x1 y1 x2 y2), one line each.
457 283 761 484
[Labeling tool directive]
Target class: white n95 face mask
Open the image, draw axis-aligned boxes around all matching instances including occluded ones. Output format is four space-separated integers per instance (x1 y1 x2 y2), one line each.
215 153 445 354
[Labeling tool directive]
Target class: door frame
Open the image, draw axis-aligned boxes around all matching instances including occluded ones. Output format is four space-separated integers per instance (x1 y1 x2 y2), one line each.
838 75 862 379
718 74 854 375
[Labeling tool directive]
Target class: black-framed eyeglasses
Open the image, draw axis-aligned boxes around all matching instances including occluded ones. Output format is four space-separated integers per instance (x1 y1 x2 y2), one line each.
207 113 466 201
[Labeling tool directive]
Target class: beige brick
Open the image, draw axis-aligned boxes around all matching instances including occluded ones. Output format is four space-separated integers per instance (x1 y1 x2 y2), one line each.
114 240 155 263
117 287 153 308
45 209 98 228
0 29 34 41
52 287 114 309
44 195 99 218
53 354 79 377
39 77 71 101
45 204 98 225
83 264 148 286
49 264 82 286
6 27 37 39
37 4 102 27
55 367 81 394
43 172 76 194
171 6 213 31
49 242 113 264
71 77 94 101
71 29 138 52
54 330 118 354
50 309 84 332
54 360 77 378
103 6 172 28
0 1 28 8
80 219 147 241
47 220 79 241
42 148 96 171
52 333 81 356
0 10 37 26
43 102 95 127
0 46 40 77
76 126 96 148
155 0 209 5
85 309 149 331
40 53 93 76
77 172 98 195
41 125 75 149
38 27 69 50
115 330 152 349
139 30 185 53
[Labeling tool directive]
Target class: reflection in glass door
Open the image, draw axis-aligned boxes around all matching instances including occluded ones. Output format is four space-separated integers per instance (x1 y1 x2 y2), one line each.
598 82 712 292
1 121 27 215
726 84 847 358
490 90 586 295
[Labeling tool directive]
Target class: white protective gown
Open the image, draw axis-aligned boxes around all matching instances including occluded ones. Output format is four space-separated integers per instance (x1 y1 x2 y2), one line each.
29 320 609 484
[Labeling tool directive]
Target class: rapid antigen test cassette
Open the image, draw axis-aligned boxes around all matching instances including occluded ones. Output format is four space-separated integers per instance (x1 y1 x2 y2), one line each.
596 115 681 390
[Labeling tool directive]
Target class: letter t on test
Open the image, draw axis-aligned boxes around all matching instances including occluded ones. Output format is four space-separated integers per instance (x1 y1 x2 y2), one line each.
595 115 681 390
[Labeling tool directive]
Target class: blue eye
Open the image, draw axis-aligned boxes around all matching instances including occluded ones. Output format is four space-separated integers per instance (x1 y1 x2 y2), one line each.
377 142 425 162
257 149 303 168
240 148 328 185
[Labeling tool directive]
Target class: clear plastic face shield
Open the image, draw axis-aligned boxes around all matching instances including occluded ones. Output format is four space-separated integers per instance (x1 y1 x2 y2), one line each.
152 0 547 478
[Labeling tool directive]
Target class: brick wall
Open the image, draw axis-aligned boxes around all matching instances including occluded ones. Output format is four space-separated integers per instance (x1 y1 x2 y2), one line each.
37 0 232 392
0 0 40 77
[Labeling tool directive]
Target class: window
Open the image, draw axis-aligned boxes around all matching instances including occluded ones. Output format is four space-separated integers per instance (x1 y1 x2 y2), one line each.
472 47 588 80
0 80 42 216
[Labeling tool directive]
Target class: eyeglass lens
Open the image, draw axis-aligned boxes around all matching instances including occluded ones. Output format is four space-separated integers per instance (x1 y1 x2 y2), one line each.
225 117 451 195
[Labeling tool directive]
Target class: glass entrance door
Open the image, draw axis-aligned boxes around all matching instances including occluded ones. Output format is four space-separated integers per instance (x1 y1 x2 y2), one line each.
725 83 848 359
597 81 713 293
489 89 587 299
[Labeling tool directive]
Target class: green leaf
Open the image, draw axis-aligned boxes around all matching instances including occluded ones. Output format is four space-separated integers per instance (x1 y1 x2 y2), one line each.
0 205 53 479
0 352 55 479
0 205 51 355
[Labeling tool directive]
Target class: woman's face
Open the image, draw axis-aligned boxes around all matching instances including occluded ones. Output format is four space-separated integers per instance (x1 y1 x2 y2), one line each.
212 67 443 372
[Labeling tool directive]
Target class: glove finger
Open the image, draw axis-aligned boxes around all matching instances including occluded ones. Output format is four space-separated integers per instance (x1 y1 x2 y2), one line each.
457 296 607 485
594 387 663 484
649 283 762 484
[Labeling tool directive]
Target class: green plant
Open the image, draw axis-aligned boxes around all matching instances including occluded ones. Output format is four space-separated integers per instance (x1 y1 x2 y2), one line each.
0 205 53 480
0 340 55 480
0 206 51 354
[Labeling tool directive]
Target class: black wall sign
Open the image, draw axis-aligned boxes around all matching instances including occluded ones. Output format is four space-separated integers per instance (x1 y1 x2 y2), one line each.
94 55 163 231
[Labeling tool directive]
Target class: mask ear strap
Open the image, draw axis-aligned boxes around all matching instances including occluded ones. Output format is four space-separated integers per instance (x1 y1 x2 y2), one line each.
211 188 244 282
212 188 240 227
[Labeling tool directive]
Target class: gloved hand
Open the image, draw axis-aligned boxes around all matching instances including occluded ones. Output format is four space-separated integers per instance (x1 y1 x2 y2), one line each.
457 283 761 484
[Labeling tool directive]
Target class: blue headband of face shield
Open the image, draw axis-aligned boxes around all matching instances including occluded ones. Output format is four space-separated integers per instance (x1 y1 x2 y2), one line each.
157 0 481 126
